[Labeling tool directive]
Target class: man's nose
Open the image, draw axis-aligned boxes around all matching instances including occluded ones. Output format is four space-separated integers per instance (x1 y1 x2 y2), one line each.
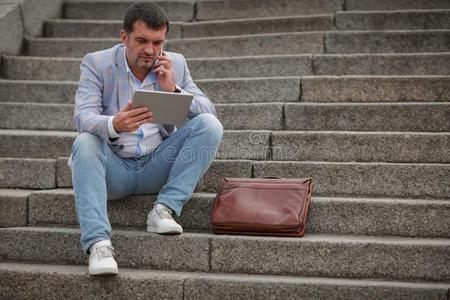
143 45 154 55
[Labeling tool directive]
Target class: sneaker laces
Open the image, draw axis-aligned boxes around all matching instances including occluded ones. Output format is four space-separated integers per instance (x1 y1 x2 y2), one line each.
94 245 115 260
155 206 174 220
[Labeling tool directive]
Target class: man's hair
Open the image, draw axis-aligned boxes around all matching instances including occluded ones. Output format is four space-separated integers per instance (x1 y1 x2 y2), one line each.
123 2 170 34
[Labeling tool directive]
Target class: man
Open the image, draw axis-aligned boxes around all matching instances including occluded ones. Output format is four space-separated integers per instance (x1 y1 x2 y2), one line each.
71 2 223 275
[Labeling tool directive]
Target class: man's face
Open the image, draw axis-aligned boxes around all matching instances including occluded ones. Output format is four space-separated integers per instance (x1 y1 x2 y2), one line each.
120 21 167 71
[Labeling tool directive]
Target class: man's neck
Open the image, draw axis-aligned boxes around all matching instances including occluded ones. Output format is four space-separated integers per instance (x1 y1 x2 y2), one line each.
130 65 149 83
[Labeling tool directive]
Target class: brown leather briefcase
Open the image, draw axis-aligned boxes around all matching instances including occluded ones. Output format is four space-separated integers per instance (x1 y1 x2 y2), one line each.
210 177 312 237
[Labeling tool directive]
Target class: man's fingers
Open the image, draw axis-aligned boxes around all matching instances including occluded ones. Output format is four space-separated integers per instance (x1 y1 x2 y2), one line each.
125 106 150 117
129 112 154 123
121 100 132 112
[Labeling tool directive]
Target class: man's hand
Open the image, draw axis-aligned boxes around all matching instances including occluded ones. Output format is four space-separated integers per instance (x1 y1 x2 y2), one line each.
113 101 154 133
153 51 177 92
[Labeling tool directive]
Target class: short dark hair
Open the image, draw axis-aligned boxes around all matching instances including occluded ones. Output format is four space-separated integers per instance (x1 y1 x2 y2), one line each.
123 2 170 34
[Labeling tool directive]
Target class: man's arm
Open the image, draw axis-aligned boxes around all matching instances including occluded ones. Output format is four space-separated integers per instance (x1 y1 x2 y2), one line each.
74 54 154 142
178 55 216 118
73 54 112 143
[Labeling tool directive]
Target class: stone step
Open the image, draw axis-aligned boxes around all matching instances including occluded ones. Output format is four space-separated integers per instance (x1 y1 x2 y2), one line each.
284 102 450 132
0 75 450 103
326 30 450 54
344 0 450 11
2 262 448 300
25 32 325 58
0 189 32 227
0 77 301 103
336 10 450 30
45 19 183 39
253 161 450 198
45 15 334 38
11 157 446 198
312 53 450 76
195 0 340 20
1 130 449 163
2 76 449 104
272 131 450 163
2 101 449 132
0 102 285 131
300 76 450 102
3 54 450 82
0 157 253 190
0 129 271 161
23 189 450 238
63 0 195 21
0 227 449 281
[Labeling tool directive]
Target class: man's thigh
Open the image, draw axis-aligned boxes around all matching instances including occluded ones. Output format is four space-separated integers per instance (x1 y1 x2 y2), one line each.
134 122 193 194
100 147 137 200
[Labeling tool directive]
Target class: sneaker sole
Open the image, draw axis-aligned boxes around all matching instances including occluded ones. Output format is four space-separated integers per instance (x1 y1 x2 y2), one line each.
89 267 119 276
147 226 183 234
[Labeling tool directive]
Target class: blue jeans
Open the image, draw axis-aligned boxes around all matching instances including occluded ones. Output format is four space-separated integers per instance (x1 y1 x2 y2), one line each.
71 113 223 253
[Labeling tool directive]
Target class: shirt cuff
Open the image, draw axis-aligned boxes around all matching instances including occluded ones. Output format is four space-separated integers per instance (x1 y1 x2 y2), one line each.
108 116 120 139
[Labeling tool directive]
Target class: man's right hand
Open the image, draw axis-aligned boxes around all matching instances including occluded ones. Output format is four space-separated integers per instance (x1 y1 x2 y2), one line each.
113 101 154 133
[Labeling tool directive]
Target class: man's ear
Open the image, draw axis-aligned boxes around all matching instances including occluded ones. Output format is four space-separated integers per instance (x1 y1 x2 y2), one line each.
120 29 128 45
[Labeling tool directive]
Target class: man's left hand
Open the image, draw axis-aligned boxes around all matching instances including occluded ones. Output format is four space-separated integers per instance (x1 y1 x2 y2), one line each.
153 52 177 92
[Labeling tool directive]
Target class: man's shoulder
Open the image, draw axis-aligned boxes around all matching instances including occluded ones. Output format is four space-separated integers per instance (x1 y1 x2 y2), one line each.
82 44 123 68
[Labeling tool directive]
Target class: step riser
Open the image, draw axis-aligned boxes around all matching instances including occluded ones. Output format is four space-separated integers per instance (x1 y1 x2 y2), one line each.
0 158 252 190
2 158 445 199
4 55 450 82
0 77 302 103
168 34 325 59
45 21 183 39
211 235 450 281
0 81 77 104
272 132 450 163
326 31 450 54
4 102 448 132
254 162 450 198
1 263 448 300
0 159 55 189
0 103 285 131
0 228 448 281
2 76 449 104
0 229 211 272
56 159 254 192
63 2 195 21
314 54 450 76
28 192 450 238
2 131 449 164
345 0 450 10
285 103 450 132
183 16 333 38
301 77 450 102
27 34 325 58
0 132 271 161
45 16 334 38
25 31 450 58
195 0 340 20
336 11 450 30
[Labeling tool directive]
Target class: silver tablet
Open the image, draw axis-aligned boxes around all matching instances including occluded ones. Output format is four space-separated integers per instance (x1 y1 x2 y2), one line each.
131 90 193 127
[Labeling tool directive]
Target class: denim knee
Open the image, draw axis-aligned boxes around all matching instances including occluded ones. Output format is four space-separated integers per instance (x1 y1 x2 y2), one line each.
72 132 106 161
192 113 223 144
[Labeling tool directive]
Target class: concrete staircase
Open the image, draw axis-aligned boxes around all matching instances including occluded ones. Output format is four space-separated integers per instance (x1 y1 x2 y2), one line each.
1 0 449 298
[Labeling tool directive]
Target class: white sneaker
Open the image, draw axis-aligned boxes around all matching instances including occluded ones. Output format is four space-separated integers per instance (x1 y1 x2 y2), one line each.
88 240 119 276
147 203 183 234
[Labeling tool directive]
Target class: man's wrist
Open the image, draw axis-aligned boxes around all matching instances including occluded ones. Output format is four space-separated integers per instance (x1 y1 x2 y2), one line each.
173 85 181 93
